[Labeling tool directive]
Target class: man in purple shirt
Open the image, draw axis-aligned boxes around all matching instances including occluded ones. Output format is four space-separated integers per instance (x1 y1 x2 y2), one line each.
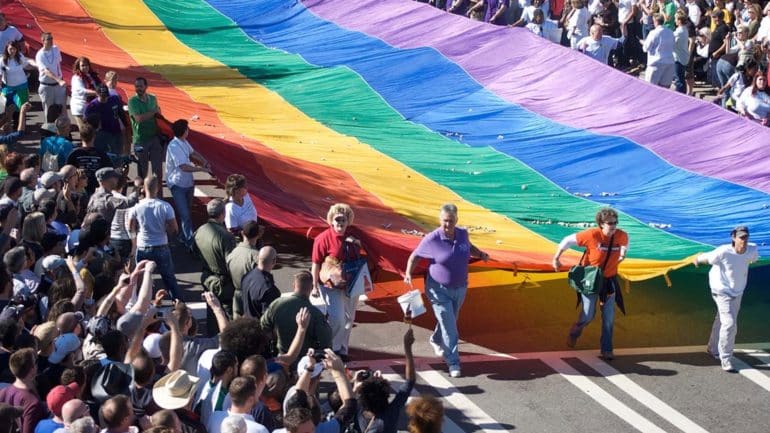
404 204 489 378
0 348 45 433
84 84 129 156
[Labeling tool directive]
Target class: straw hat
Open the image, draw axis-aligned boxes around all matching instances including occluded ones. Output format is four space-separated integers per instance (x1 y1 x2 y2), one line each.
152 370 200 410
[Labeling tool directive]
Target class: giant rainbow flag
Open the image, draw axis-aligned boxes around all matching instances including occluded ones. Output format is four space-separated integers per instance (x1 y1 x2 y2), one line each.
12 0 770 348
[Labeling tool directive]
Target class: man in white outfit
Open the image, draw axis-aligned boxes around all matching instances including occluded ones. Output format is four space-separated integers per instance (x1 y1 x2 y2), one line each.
642 13 676 87
35 33 67 120
692 225 759 372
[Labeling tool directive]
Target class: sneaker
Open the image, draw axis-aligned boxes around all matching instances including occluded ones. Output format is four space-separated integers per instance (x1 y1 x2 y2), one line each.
449 365 461 378
600 351 615 361
566 334 577 348
429 338 445 358
721 358 736 372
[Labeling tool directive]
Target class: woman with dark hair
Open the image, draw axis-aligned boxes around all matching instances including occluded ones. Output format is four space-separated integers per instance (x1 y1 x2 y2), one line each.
737 73 770 124
224 174 257 236
0 41 36 112
70 56 102 131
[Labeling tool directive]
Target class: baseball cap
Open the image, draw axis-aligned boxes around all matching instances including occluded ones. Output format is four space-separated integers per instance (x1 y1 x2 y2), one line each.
95 167 120 183
86 315 110 339
96 84 109 95
40 171 63 188
0 306 22 322
46 383 80 418
733 225 750 237
41 255 67 272
33 188 56 204
142 333 163 359
49 333 82 364
32 321 59 351
117 311 144 338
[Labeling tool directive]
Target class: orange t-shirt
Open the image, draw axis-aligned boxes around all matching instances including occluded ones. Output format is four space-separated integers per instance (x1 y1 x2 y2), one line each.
575 227 629 278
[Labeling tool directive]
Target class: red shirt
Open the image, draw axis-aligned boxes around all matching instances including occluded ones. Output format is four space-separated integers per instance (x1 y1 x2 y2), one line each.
575 227 629 278
311 226 363 264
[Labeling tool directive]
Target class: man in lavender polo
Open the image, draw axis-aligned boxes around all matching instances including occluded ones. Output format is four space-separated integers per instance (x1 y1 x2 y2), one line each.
404 204 489 378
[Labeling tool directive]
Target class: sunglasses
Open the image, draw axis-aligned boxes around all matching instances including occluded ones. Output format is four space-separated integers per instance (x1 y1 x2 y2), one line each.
604 221 618 226
738 235 749 240
334 217 347 223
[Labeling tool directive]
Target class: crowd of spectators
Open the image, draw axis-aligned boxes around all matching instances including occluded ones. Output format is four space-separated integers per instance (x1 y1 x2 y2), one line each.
418 0 770 123
0 12 447 433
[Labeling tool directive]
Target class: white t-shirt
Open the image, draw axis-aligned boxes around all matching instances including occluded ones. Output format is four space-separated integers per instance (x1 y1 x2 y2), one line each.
618 0 634 23
207 411 268 433
165 136 195 188
686 2 701 27
0 54 32 86
36 46 63 84
673 26 691 65
578 35 624 64
567 7 590 40
70 75 91 116
738 87 770 120
0 26 23 56
128 198 176 247
225 194 258 230
526 19 562 43
643 26 675 66
698 243 759 296
727 72 749 105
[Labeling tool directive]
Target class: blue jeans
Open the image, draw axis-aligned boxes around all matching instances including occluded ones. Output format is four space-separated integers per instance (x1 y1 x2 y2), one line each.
674 62 687 94
715 57 735 89
425 275 467 368
569 292 616 353
136 245 181 300
169 185 194 248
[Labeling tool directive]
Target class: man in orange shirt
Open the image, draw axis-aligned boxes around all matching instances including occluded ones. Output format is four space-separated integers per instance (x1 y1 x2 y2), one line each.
552 207 629 359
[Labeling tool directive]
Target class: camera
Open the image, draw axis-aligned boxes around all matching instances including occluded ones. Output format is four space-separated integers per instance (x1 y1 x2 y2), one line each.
313 351 326 362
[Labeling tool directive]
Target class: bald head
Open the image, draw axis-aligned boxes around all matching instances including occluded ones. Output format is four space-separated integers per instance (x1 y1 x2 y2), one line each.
257 246 277 271
62 399 88 426
20 168 36 185
56 312 79 334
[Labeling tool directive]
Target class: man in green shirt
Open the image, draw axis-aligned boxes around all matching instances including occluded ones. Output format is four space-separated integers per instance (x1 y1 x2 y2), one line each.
261 271 332 362
194 198 237 332
225 219 261 318
658 0 677 30
127 77 163 181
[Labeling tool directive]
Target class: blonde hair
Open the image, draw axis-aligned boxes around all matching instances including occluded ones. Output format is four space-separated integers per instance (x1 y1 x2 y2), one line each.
326 203 354 226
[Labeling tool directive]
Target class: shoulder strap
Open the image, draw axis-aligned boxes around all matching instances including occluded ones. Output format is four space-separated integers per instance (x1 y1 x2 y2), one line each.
600 233 615 271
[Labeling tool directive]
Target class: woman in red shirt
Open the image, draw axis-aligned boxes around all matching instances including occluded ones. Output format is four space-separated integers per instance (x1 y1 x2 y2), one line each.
310 203 366 360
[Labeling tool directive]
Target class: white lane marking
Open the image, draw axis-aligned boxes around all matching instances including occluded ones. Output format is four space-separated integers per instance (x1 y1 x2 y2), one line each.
416 370 509 433
736 349 770 367
194 187 207 197
577 355 709 433
349 343 770 370
731 357 770 392
380 368 466 433
541 357 668 433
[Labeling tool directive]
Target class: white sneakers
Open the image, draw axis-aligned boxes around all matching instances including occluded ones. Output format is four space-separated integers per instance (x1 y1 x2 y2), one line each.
721 358 737 372
449 365 461 378
429 338 445 358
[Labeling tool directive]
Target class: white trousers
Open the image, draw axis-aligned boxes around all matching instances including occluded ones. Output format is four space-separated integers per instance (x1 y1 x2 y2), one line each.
645 63 675 88
707 292 743 362
321 286 358 354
